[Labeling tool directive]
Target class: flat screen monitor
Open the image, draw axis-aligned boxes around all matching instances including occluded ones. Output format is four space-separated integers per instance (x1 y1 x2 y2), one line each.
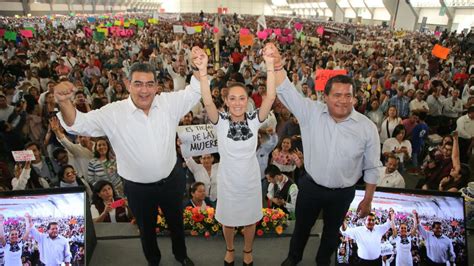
0 187 96 266
337 187 468 265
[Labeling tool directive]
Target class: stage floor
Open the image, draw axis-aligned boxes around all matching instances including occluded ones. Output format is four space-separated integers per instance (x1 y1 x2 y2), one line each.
90 222 474 266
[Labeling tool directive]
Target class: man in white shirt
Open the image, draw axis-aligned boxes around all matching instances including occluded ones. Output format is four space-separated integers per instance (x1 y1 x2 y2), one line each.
409 90 429 115
377 154 405 188
27 217 72 266
166 61 187 91
414 211 455 265
456 106 474 163
340 211 394 265
54 58 203 266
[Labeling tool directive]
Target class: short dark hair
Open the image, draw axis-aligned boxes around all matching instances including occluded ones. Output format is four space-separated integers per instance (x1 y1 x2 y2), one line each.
468 106 474 114
94 137 111 160
391 124 406 138
324 75 355 95
128 62 156 81
25 141 40 150
47 222 58 230
190 181 205 197
432 221 442 228
264 164 282 178
53 147 67 160
385 153 399 163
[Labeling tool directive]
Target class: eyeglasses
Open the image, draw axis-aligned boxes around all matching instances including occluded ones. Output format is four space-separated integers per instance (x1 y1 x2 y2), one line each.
132 81 155 89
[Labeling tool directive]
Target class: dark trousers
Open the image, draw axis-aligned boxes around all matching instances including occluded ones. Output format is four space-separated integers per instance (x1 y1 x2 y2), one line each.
357 257 381 266
123 161 187 266
459 137 471 164
287 173 356 266
426 257 448 266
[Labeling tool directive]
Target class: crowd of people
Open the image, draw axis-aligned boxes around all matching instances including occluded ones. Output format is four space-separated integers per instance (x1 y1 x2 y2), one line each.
0 9 472 266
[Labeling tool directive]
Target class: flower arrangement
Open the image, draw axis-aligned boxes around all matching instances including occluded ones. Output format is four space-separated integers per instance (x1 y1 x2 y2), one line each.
183 206 221 238
156 207 288 237
255 208 288 236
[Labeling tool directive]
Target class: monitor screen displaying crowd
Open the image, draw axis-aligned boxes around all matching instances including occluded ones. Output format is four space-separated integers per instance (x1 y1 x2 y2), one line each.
337 188 467 265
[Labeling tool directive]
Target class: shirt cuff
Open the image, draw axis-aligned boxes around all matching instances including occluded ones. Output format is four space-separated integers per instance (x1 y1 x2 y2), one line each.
363 167 380 185
56 110 82 135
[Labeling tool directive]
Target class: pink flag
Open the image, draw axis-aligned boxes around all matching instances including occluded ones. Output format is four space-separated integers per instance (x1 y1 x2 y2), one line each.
19 30 33 38
294 22 303 31
240 28 250 35
316 26 324 36
257 31 268 40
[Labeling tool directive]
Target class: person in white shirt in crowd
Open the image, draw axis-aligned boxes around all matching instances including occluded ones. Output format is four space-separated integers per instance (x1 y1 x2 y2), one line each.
0 93 14 122
26 215 72 266
50 116 94 178
376 154 405 188
426 86 445 129
380 106 402 144
184 154 219 203
442 89 464 131
38 81 57 109
409 90 429 115
257 127 278 195
382 124 412 170
62 50 78 69
165 55 187 91
265 165 298 218
456 106 474 163
54 59 201 265
0 213 32 266
414 210 456 266
340 210 394 266
11 160 50 190
390 210 418 266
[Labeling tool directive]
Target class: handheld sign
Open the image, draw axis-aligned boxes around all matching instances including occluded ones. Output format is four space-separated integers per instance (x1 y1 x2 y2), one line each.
314 69 348 91
177 124 218 158
111 199 125 209
12 150 36 162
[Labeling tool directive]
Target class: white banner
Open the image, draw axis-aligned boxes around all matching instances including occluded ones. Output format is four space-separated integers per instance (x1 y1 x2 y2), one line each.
184 26 195 34
177 124 218 157
173 25 184 33
332 42 352 52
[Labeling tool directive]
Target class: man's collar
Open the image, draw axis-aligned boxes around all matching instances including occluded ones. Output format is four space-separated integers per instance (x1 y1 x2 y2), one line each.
126 95 159 114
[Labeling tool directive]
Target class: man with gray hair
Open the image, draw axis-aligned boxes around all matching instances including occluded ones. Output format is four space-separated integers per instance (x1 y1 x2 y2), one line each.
53 49 206 266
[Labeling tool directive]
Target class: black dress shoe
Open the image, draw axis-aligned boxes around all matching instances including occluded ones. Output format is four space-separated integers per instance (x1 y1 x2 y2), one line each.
281 257 297 266
178 257 195 266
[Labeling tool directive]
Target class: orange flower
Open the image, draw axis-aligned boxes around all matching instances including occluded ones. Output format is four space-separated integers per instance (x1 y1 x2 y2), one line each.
275 225 283 235
191 230 198 236
263 216 270 223
192 213 205 222
256 229 264 236
157 216 162 224
272 214 278 220
185 206 193 211
192 207 200 215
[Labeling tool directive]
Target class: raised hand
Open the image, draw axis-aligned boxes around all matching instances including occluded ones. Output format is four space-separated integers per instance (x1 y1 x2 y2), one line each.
191 46 208 73
54 81 75 103
49 116 61 133
262 43 276 67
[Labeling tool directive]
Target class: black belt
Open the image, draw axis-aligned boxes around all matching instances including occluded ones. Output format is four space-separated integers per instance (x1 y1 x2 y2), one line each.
125 176 172 186
306 173 354 191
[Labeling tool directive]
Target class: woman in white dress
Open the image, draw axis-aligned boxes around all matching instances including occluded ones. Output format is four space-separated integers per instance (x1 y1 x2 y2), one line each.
390 210 417 266
0 213 32 266
380 105 402 144
193 44 277 266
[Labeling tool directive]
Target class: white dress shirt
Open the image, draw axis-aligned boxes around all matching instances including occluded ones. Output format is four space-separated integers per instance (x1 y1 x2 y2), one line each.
340 220 392 260
58 77 202 183
409 99 429 113
57 135 94 179
166 64 187 91
277 78 382 188
30 227 72 265
376 167 405 188
417 224 455 263
382 138 412 163
185 158 219 202
442 97 463 118
456 114 474 139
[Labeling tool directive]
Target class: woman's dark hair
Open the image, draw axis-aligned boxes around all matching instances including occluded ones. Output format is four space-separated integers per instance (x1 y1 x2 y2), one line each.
93 137 111 160
189 182 205 197
58 164 74 181
392 124 406 138
276 136 296 153
92 180 117 205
